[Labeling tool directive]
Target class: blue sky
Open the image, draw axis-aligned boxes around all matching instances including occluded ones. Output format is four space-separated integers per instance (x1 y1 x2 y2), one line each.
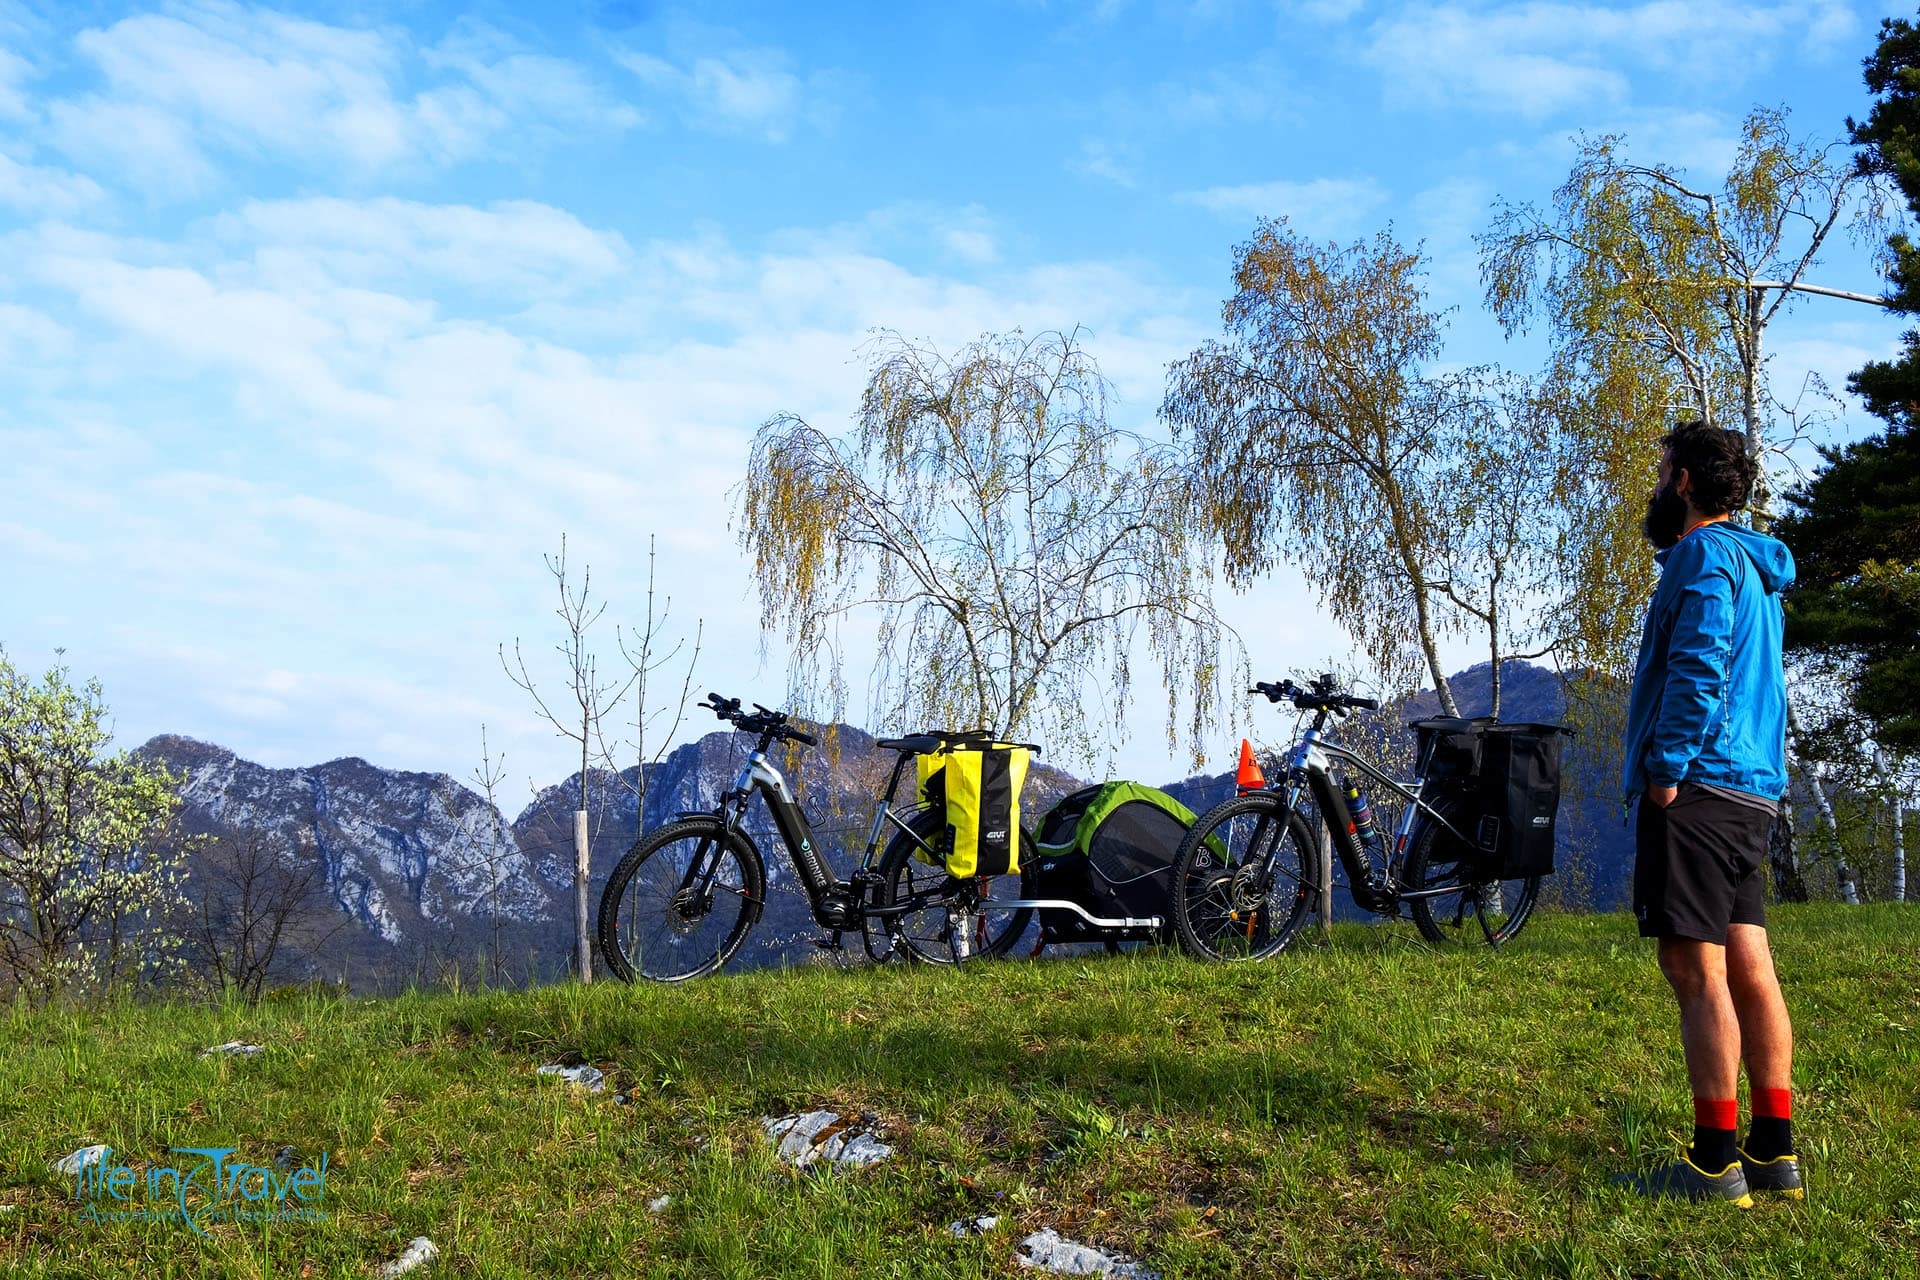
2 0 1907 810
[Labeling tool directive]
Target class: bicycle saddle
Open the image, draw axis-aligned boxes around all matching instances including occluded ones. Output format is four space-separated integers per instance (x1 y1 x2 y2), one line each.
875 734 947 754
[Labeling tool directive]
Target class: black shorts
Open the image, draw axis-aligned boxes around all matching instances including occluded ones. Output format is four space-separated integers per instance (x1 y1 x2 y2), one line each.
1634 784 1773 943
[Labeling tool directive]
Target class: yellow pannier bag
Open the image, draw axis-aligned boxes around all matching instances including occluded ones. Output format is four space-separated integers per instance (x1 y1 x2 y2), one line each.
915 737 1032 877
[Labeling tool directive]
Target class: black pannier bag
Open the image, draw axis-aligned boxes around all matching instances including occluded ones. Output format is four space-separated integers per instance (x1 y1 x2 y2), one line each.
1028 781 1200 944
1409 717 1572 878
1475 723 1572 878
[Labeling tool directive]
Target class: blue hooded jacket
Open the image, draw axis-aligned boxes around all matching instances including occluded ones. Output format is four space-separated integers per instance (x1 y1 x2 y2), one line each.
1620 520 1796 805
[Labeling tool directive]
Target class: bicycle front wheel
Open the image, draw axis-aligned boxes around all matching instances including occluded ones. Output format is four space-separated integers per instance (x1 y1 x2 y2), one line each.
1170 792 1317 962
597 818 766 982
1403 815 1540 946
876 812 1037 964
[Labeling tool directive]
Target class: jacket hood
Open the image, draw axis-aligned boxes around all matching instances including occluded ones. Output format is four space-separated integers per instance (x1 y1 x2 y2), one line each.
1689 521 1796 595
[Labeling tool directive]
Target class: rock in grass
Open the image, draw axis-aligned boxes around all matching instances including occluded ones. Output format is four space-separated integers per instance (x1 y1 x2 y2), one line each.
49 1145 109 1177
647 1195 671 1213
1014 1228 1157 1278
535 1063 606 1093
761 1111 893 1169
378 1236 439 1277
948 1215 1000 1236
199 1041 264 1059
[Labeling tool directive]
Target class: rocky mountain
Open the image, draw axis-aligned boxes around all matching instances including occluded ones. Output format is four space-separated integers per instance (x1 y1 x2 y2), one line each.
143 734 554 989
140 662 1632 991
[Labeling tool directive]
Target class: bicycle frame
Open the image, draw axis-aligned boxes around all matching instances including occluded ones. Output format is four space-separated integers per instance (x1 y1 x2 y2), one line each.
703 737 1040 928
1279 715 1474 912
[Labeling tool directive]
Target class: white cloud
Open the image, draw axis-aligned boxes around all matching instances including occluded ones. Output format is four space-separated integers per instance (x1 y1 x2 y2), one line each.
1180 176 1388 241
0 46 30 119
1073 137 1139 188
0 301 71 370
616 41 828 141
1280 0 1367 22
1155 65 1289 126
1364 1 1854 118
0 151 105 215
43 3 638 196
218 197 633 297
943 228 998 265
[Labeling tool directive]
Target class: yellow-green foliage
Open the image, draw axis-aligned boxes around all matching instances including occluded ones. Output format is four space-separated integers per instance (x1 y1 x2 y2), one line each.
739 329 1235 774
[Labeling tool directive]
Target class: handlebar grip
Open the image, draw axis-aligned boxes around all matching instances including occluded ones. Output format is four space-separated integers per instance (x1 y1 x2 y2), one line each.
789 728 819 746
1353 697 1380 710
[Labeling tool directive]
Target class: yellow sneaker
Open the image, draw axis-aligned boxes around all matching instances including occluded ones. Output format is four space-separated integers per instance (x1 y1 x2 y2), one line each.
1612 1154 1754 1207
1738 1148 1805 1200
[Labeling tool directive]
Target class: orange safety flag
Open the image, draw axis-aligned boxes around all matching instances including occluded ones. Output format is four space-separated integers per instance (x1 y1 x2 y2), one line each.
1236 739 1266 792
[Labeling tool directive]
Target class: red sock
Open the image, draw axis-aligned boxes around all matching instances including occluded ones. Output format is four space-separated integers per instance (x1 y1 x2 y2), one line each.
1693 1098 1738 1130
1753 1088 1791 1120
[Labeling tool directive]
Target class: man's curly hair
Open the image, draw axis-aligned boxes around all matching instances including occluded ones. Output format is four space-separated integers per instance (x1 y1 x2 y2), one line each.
1663 420 1757 516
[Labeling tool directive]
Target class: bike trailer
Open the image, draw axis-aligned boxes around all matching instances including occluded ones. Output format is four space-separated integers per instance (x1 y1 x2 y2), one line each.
916 737 1032 877
1410 717 1573 878
1027 781 1205 944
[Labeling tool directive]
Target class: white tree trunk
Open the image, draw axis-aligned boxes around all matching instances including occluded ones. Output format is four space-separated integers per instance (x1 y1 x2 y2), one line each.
574 809 592 982
1894 795 1908 904
1318 823 1334 941
1742 288 1774 529
1786 703 1857 903
1875 748 1907 904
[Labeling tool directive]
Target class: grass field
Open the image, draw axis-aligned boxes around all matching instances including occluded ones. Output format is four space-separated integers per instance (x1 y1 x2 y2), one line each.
2 905 1916 1278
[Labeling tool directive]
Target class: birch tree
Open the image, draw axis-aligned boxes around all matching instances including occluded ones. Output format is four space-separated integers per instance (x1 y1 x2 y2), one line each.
740 328 1233 772
1479 108 1890 700
1482 107 1886 529
502 536 633 984
1163 222 1577 714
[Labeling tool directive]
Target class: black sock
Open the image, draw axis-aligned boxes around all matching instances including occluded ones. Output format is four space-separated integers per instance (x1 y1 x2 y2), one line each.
1744 1116 1793 1161
1689 1125 1738 1172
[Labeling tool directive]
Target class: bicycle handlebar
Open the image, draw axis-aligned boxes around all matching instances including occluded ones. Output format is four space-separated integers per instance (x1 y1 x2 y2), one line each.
701 692 818 746
1249 676 1379 714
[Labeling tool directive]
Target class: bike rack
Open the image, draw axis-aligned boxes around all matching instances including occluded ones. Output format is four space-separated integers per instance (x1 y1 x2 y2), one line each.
972 897 1163 932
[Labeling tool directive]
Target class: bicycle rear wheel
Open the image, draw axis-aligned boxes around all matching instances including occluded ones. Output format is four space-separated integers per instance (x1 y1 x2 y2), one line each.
1169 792 1317 962
597 818 766 982
876 812 1037 964
1403 814 1540 946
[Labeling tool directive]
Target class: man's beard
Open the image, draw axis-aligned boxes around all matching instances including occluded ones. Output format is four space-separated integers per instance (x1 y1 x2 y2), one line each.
1642 480 1689 549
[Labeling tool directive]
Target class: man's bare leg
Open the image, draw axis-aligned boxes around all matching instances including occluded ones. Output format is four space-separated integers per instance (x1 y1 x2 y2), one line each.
1726 923 1797 1178
1612 937 1754 1201
1725 923 1792 1092
1657 938 1741 1104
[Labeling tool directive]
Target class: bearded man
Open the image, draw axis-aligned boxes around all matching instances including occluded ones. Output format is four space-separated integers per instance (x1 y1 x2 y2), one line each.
1615 420 1802 1206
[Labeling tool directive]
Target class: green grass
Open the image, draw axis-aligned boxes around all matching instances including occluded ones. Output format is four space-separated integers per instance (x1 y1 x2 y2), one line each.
2 905 1917 1278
